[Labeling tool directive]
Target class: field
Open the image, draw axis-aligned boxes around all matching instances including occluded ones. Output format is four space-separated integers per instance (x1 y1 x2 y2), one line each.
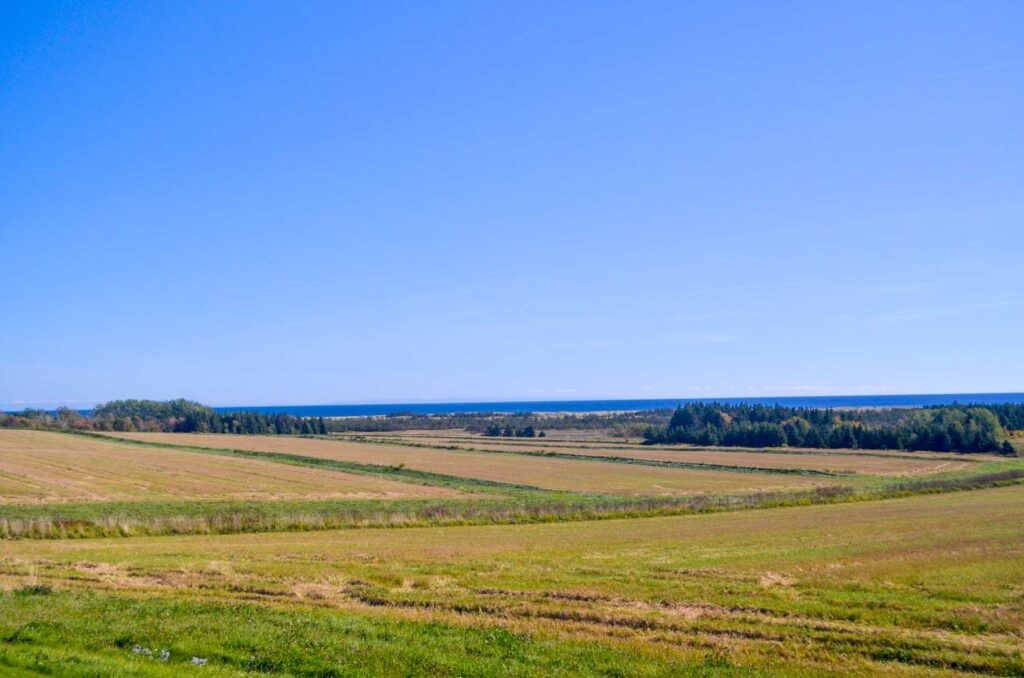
0 430 466 503
101 432 835 496
346 430 979 475
350 427 996 458
1 428 1023 675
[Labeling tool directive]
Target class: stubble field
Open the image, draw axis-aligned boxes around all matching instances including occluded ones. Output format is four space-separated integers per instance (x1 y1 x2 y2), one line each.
101 431 835 496
0 428 1022 676
344 430 979 475
0 430 466 503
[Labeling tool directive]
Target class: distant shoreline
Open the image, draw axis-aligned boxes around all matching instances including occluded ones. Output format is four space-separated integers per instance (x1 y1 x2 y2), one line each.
10 392 1023 417
319 405 920 420
209 393 1024 418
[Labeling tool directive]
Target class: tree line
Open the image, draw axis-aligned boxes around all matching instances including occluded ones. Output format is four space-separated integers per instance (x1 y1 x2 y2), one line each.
643 402 1018 454
483 424 542 438
1 399 328 435
322 410 669 433
970 402 1024 431
4 398 1020 453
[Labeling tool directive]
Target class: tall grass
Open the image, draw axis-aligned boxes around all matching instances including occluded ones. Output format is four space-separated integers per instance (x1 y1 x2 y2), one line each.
3 470 1021 540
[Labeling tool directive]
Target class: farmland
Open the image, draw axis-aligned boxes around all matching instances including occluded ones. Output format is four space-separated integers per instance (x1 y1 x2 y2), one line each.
0 427 1022 675
7 3 1022 675
101 432 836 495
342 430 980 475
0 430 466 503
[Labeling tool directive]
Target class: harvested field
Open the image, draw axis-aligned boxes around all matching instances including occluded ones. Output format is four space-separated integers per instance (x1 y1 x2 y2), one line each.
102 432 833 496
4 486 1023 675
369 431 997 465
364 434 972 476
583 447 971 475
0 430 467 503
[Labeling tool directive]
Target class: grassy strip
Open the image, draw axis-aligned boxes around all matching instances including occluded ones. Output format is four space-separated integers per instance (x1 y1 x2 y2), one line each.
0 495 656 539
325 435 849 477
2 467 1022 540
0 589 712 677
66 430 552 497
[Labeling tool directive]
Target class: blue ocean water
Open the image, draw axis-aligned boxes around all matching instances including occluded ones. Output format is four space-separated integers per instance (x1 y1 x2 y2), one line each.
213 393 1024 417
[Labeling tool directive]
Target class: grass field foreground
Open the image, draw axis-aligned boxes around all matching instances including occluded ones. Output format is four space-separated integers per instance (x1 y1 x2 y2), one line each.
1 486 1023 675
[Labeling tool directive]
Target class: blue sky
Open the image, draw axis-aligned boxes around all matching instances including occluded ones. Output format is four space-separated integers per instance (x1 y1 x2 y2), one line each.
2 1 1022 409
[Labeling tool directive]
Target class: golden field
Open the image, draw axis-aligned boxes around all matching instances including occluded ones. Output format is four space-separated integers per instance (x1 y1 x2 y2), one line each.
102 431 834 496
0 429 467 503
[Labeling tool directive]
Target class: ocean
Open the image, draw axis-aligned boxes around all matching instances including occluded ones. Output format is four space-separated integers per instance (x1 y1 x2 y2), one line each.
213 393 1024 417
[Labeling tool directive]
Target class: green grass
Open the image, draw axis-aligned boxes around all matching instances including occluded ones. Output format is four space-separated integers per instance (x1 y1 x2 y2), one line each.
0 488 854 539
4 487 1024 676
0 589 770 677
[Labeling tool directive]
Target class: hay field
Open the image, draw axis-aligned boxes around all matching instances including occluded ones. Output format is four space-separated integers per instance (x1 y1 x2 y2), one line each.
1 427 1023 675
376 429 993 457
366 433 973 476
368 436 966 477
3 486 1022 675
0 430 466 503
102 432 832 496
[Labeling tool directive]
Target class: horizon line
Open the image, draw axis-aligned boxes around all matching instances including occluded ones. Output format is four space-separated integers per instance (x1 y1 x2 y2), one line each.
7 390 1024 413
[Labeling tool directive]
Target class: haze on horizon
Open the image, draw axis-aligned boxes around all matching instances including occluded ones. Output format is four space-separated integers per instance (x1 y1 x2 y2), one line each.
2 2 1022 411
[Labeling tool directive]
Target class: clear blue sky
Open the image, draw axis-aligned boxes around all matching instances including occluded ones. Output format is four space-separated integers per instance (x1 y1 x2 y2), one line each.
2 1 1022 409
